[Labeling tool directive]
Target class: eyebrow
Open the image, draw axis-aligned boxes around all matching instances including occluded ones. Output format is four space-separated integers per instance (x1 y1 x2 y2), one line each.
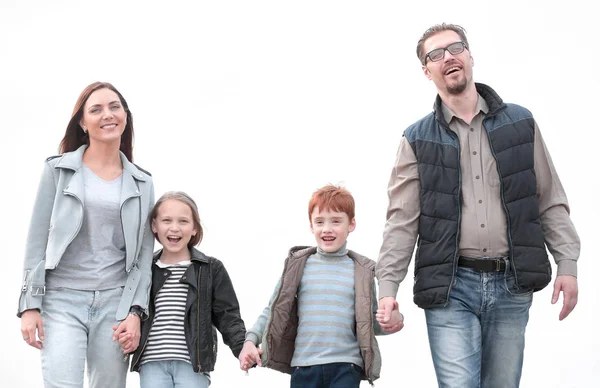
87 100 121 109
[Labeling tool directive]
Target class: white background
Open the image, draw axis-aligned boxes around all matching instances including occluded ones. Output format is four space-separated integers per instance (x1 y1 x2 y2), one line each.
1 1 598 387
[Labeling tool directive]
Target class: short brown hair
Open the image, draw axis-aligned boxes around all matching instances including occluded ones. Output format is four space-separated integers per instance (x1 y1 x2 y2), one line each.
151 191 204 247
416 23 469 65
308 185 355 223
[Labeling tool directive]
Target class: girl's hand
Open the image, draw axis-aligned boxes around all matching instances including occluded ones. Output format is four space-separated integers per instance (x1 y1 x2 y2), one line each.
112 314 141 353
238 341 263 371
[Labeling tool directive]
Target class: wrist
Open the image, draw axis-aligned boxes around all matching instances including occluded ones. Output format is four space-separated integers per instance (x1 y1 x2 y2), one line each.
128 306 143 319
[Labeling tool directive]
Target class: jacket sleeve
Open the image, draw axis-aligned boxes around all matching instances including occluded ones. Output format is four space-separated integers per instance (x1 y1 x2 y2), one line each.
18 162 56 317
130 178 155 316
245 279 280 346
211 259 247 358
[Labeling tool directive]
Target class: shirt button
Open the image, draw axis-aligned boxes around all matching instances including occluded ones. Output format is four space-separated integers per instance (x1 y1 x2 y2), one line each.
479 200 483 203
483 248 487 253
476 175 480 179
473 151 477 155
481 224 485 228
470 128 474 132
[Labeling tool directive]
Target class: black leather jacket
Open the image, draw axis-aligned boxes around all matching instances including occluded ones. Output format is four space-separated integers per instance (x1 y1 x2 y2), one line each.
131 247 246 373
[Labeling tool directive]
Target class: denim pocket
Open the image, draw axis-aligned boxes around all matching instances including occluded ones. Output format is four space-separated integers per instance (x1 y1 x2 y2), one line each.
349 363 363 377
504 272 534 298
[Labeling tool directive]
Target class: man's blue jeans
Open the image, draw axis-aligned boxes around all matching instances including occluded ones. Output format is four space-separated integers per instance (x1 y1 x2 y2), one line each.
425 263 533 388
290 362 362 388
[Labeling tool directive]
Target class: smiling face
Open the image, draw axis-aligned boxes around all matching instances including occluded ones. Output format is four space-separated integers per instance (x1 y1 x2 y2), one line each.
422 30 474 96
152 199 197 261
79 88 127 147
310 207 356 253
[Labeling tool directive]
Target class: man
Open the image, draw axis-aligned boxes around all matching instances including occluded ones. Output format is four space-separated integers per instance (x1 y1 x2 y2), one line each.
376 23 580 388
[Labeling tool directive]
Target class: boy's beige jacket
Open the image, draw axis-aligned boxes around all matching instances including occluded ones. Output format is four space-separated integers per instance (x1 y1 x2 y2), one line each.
260 246 382 383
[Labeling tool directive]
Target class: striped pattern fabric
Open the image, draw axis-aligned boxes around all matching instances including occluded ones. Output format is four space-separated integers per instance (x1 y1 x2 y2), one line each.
140 263 190 365
290 246 363 368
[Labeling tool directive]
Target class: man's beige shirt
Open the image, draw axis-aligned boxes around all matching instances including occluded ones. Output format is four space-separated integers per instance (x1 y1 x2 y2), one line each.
377 95 580 299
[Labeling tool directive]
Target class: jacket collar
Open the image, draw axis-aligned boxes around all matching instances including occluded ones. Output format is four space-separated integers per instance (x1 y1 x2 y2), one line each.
153 246 210 263
55 144 147 182
433 82 507 130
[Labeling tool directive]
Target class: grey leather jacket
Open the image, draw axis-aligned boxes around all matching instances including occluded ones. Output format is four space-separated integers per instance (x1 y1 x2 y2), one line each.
18 145 155 320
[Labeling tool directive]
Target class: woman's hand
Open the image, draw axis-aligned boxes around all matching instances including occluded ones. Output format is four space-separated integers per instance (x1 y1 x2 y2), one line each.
112 314 141 354
21 309 44 349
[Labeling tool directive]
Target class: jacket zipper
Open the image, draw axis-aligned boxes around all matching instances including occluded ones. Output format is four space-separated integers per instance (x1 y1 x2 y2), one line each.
120 196 137 273
52 191 84 269
444 129 462 307
197 266 202 371
21 270 30 292
484 120 517 280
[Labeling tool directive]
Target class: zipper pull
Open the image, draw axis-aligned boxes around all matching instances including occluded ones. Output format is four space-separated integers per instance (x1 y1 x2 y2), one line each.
21 270 30 292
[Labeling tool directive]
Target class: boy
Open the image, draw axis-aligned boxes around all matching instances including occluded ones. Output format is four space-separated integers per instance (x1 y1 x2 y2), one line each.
239 185 403 387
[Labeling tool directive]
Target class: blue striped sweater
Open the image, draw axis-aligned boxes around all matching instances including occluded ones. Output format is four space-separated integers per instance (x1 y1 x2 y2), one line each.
247 242 373 368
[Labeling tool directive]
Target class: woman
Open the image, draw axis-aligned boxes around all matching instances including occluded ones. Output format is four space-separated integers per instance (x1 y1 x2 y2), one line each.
18 82 155 388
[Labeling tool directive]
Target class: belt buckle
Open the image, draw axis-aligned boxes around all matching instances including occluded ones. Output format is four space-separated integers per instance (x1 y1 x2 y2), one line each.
495 260 502 272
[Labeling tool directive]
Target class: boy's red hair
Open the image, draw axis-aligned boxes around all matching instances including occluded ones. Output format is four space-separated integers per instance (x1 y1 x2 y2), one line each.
308 185 355 222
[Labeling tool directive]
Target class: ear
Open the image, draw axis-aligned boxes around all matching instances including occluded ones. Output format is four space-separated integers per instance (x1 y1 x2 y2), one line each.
151 219 157 234
348 218 356 233
422 64 433 80
79 119 87 132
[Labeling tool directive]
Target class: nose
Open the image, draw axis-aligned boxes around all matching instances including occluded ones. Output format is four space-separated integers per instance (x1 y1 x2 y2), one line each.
102 107 114 119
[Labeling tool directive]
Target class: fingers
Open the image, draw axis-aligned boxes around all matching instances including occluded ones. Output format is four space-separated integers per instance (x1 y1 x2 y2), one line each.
112 322 125 341
552 275 578 321
551 279 561 304
239 344 263 371
253 349 263 367
559 288 578 321
377 297 396 323
21 310 44 350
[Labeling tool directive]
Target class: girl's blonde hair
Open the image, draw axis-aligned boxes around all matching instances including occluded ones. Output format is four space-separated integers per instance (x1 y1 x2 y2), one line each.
150 191 203 247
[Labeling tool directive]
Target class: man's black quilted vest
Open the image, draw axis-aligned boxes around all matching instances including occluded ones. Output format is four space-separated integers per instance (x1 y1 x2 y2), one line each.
404 83 551 309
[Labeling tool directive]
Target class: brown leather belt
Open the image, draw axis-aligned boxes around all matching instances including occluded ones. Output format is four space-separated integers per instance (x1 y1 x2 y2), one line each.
458 256 507 272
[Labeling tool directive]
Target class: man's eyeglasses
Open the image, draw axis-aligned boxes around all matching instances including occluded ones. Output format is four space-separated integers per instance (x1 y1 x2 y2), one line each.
424 42 468 64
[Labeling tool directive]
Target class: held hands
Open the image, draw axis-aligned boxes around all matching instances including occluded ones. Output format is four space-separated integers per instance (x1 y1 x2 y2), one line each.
21 309 44 349
112 313 141 354
552 275 578 321
238 340 263 371
376 296 405 333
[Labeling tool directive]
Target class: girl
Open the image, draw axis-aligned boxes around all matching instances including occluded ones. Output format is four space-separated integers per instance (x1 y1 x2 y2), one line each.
18 81 155 388
130 191 246 388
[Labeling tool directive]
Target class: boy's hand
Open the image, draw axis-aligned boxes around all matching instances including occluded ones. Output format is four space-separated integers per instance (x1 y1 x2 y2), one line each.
377 298 404 333
239 340 263 371
384 309 405 333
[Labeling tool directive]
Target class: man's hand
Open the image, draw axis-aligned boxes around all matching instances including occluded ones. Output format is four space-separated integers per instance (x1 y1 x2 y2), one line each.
238 340 263 371
551 275 578 321
376 296 404 332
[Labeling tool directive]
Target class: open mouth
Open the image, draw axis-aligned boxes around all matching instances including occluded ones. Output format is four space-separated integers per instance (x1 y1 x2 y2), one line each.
444 66 461 75
101 123 118 130
322 236 335 242
167 236 182 244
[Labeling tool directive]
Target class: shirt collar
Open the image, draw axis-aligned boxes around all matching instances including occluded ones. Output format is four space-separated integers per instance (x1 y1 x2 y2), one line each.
441 93 489 124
